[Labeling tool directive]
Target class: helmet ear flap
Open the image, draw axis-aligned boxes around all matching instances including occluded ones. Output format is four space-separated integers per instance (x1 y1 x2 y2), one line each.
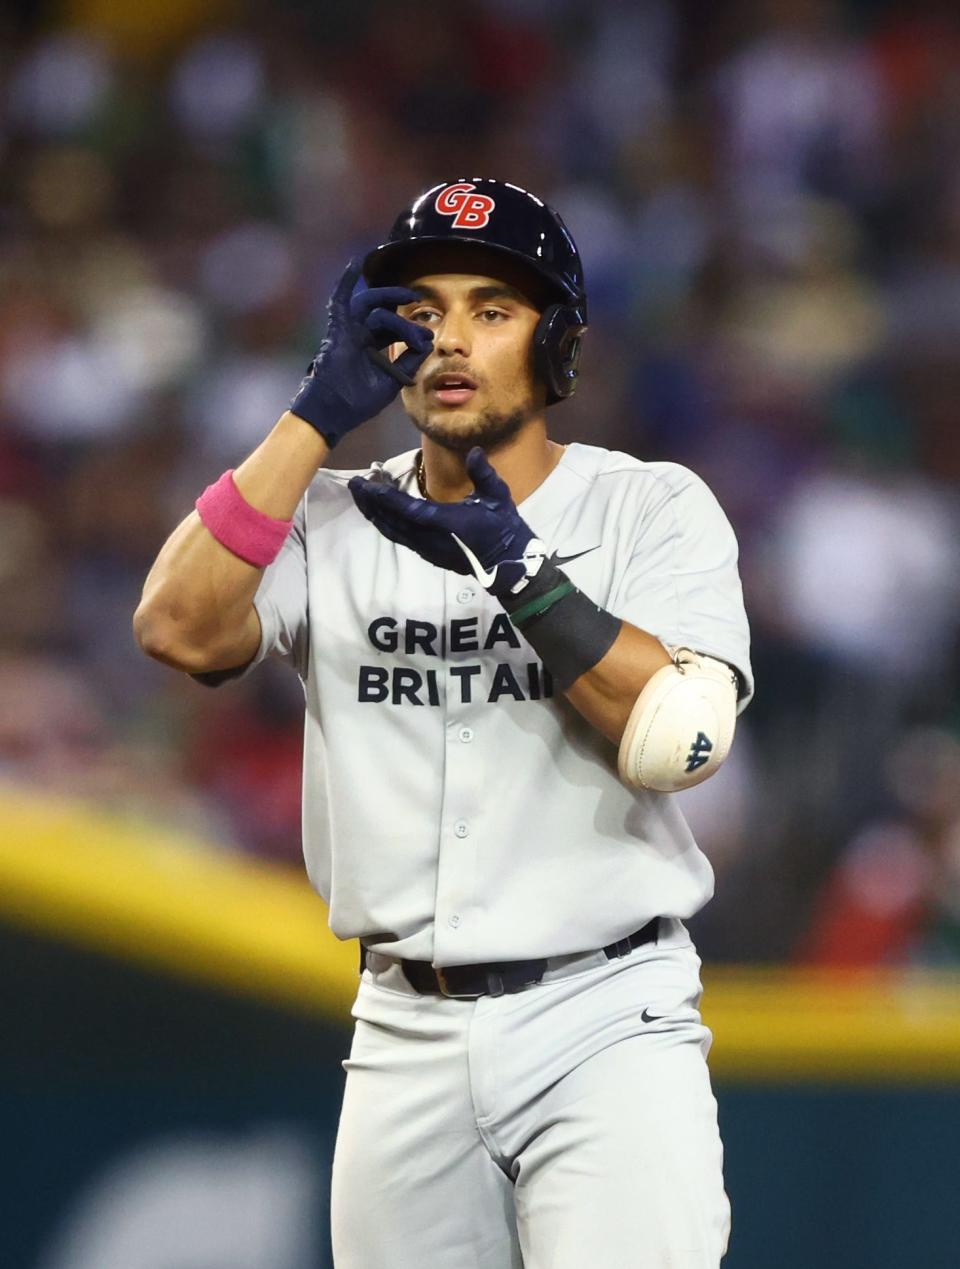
534 303 587 404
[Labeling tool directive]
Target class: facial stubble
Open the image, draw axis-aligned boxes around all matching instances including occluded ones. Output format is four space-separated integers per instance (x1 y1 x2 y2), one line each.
410 408 527 455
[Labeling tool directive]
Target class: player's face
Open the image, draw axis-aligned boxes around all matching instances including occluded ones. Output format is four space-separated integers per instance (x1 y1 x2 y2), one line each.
392 261 546 455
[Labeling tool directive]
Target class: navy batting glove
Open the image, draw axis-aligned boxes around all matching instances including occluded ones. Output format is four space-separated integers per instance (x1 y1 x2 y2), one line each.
348 448 546 598
290 259 433 447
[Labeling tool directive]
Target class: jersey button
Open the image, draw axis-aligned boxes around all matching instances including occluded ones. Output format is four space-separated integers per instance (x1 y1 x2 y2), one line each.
454 820 469 838
458 727 474 743
448 914 461 928
456 587 475 604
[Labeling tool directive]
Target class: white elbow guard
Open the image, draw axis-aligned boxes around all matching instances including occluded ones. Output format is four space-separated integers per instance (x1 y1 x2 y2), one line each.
618 648 738 792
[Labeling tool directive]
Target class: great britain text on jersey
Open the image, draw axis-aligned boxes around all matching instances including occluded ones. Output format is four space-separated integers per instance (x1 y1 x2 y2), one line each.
360 613 553 705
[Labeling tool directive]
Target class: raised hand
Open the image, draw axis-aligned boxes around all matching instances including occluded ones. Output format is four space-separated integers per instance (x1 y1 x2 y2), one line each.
290 260 433 447
349 448 545 597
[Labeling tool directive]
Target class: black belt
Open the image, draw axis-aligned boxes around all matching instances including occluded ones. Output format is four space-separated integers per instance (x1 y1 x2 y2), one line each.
359 917 660 999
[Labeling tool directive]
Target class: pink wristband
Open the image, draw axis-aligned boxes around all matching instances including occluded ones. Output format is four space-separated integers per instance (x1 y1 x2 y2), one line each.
195 470 294 567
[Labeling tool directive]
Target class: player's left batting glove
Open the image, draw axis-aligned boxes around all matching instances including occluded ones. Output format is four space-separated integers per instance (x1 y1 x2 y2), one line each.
348 447 546 598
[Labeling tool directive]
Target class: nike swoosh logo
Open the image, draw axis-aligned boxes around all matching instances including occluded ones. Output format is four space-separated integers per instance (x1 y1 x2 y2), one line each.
641 1008 665 1023
550 545 600 568
451 533 497 588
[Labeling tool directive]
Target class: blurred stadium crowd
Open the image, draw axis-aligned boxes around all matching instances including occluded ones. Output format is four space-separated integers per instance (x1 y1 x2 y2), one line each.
2 0 959 964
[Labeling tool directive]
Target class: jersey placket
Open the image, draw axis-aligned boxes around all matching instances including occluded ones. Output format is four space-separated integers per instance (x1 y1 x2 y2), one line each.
432 571 486 964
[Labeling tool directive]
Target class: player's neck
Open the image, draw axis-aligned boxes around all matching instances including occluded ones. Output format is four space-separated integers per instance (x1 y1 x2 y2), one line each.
421 425 564 506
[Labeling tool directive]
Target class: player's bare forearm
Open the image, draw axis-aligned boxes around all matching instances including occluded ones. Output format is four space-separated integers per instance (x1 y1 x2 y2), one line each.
563 621 672 745
134 412 328 673
232 409 330 517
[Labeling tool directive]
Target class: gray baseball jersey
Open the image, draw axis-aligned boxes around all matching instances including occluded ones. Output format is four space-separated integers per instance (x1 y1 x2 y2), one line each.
249 442 752 966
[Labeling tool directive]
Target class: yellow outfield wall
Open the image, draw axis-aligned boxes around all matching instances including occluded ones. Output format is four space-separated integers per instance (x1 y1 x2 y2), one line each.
2 783 959 1082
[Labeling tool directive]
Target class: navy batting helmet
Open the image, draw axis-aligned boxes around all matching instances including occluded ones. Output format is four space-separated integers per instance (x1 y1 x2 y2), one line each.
363 179 587 404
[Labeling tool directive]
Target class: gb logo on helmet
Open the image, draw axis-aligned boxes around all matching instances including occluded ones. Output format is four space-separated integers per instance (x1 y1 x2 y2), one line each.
434 183 496 229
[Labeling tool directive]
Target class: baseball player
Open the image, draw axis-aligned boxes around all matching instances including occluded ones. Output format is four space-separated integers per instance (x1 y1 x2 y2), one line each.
135 178 752 1268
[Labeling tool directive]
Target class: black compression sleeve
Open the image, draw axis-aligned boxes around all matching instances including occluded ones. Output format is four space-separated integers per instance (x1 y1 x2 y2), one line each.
499 561 622 690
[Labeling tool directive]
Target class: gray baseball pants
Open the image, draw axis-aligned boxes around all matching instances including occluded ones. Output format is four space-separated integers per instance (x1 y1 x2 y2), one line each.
331 919 729 1268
